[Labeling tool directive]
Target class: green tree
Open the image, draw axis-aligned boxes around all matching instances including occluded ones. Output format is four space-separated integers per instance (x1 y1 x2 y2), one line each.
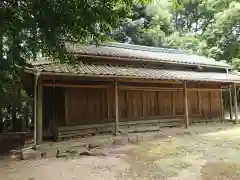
204 1 240 63
111 0 173 46
1 0 151 131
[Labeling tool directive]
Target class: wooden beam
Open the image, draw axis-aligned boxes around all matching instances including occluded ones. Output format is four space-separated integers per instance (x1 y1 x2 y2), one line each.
184 81 189 128
42 74 182 84
40 72 231 86
114 81 119 135
233 83 238 124
59 115 207 132
229 86 233 120
36 80 43 144
43 81 223 92
43 82 223 92
43 83 110 88
119 86 222 92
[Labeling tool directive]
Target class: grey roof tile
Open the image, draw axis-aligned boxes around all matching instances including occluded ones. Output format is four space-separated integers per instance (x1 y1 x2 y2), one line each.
33 62 240 83
65 42 230 68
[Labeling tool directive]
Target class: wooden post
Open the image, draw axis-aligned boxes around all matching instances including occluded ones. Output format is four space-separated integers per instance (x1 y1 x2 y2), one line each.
233 83 238 124
36 80 43 144
33 75 38 144
184 81 189 128
114 81 119 135
229 86 233 120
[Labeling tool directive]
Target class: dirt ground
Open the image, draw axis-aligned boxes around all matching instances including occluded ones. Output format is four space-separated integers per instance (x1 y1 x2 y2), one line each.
1 123 240 180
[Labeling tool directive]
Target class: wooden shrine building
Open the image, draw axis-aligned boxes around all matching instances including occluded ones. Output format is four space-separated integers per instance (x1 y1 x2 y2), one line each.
22 42 240 144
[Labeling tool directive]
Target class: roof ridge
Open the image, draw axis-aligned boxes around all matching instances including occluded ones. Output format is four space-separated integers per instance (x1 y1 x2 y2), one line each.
102 42 193 55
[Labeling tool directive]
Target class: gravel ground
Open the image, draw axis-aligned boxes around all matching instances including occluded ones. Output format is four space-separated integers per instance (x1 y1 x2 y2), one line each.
1 123 240 180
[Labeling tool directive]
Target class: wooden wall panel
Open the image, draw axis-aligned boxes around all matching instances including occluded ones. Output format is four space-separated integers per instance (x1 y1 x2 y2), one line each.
126 90 143 119
130 90 143 118
188 91 199 115
119 90 127 119
158 91 172 116
67 88 86 125
107 88 115 120
62 84 223 127
209 91 222 118
87 88 108 124
200 91 210 119
66 88 108 126
172 90 184 116
143 91 158 117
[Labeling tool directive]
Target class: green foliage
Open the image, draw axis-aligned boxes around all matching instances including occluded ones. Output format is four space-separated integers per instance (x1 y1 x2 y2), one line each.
204 1 240 63
112 0 240 69
164 32 208 55
1 0 152 131
2 0 151 63
111 0 173 45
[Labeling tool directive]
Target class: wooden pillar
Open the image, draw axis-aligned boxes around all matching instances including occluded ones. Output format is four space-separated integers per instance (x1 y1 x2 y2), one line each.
33 76 38 144
233 83 238 124
184 81 189 128
114 81 119 135
34 73 43 145
36 80 43 144
229 86 233 120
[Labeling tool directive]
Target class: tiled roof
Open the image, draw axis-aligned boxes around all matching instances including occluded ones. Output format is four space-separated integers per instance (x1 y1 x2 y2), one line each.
29 62 240 83
66 42 230 68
